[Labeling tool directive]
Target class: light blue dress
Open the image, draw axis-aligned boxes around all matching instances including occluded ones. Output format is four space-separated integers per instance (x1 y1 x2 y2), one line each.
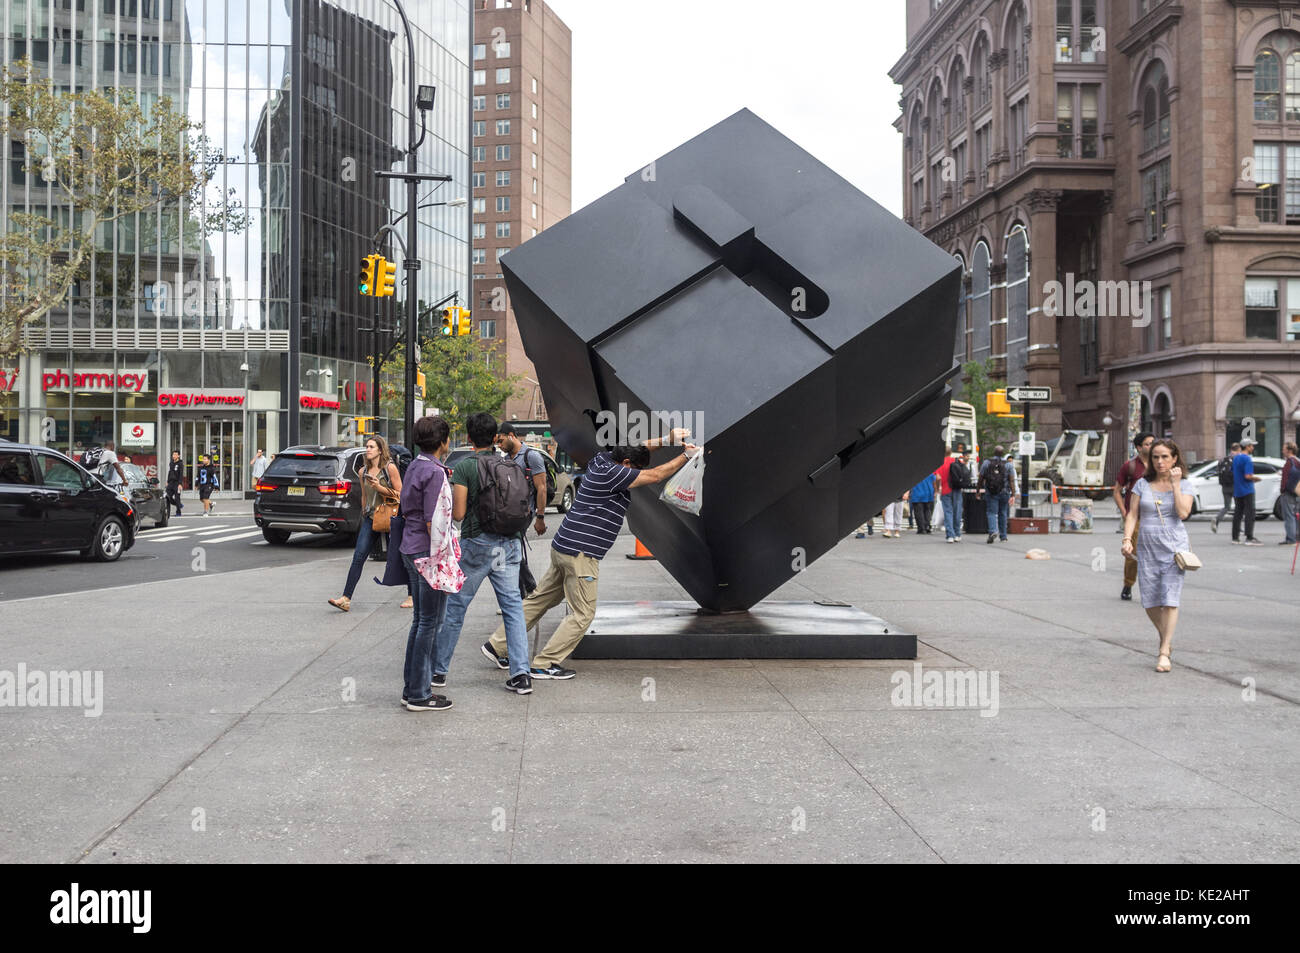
1133 477 1194 609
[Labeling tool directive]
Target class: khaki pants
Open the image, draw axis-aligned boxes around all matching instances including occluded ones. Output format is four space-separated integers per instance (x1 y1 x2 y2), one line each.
489 549 600 668
1124 510 1140 587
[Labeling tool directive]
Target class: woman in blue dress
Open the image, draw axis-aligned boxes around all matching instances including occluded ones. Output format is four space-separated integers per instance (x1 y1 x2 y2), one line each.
1121 439 1194 672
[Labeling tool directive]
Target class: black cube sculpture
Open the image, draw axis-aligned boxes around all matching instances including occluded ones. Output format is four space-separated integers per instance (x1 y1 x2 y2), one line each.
502 109 961 613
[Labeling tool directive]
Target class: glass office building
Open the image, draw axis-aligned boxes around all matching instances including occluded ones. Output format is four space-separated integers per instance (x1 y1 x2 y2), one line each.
1 0 470 495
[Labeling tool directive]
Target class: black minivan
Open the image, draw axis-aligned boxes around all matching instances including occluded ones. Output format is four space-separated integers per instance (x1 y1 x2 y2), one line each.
0 440 137 561
252 445 366 544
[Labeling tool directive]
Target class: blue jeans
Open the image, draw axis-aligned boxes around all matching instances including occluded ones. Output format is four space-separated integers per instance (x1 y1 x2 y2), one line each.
343 520 377 598
985 492 1010 538
402 552 448 700
940 492 963 539
433 533 529 678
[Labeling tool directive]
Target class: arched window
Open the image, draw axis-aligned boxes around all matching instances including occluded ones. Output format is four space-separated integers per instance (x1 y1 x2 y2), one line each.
1227 385 1284 457
972 35 991 110
1141 61 1170 152
954 252 968 362
949 58 966 132
1151 392 1173 440
1005 226 1029 385
927 83 942 151
971 242 991 360
909 108 922 169
1007 3 1029 84
1253 33 1300 224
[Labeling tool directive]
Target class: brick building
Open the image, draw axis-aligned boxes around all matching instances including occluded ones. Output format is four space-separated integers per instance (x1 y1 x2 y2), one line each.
891 0 1300 468
471 0 571 421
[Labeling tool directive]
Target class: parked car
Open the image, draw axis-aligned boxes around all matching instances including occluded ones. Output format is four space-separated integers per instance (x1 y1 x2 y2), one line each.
252 445 366 544
0 440 137 561
1186 456 1283 519
445 443 575 513
121 463 168 529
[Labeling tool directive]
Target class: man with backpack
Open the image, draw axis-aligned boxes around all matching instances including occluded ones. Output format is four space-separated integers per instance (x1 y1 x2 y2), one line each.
197 453 219 515
496 421 549 537
1231 438 1263 545
1280 441 1299 545
431 412 535 694
1112 431 1154 599
977 445 1015 543
81 441 127 491
937 446 967 542
1210 442 1240 534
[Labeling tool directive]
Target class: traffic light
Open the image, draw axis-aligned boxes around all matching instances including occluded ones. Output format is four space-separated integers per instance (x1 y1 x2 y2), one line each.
439 306 473 335
440 307 455 335
456 308 471 336
354 416 373 436
415 371 426 400
986 389 1011 416
358 254 378 296
376 257 397 297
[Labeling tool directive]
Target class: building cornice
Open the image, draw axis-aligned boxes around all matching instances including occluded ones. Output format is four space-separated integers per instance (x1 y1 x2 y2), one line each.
1116 3 1185 57
1105 341 1300 376
888 0 976 84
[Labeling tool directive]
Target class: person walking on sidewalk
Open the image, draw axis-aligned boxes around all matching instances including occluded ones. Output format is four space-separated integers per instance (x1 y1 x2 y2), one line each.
197 454 219 515
166 449 185 517
1232 438 1264 545
432 413 536 695
978 446 1015 543
904 471 937 535
398 416 455 712
1112 431 1154 600
328 435 403 613
482 428 697 680
1121 439 1194 673
1210 443 1240 533
1280 441 1300 545
937 447 965 541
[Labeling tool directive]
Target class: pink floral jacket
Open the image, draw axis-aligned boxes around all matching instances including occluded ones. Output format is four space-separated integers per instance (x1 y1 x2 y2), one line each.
414 457 466 593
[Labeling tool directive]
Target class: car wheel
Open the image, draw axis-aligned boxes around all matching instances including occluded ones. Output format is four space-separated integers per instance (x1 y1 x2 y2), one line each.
90 516 127 562
262 528 291 545
156 505 169 529
558 486 574 513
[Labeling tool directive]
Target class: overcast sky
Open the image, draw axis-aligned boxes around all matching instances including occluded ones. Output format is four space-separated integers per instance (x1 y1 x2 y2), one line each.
549 0 907 217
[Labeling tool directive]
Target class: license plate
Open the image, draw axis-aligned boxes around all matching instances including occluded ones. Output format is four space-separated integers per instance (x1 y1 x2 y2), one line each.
287 486 305 496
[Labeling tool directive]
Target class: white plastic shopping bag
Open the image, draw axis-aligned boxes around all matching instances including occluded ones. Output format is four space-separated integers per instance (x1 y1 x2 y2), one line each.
660 446 704 515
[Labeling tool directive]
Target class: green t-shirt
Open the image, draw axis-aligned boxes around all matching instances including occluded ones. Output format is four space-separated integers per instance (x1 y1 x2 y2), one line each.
452 450 493 539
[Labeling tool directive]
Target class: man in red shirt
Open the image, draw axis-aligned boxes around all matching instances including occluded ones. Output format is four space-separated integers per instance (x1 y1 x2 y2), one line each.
1112 431 1154 601
935 446 964 541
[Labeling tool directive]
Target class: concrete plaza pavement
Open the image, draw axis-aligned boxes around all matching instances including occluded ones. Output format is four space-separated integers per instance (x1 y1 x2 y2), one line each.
1 513 1297 863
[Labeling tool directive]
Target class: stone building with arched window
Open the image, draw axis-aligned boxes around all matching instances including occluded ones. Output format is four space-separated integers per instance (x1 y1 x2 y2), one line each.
891 0 1300 472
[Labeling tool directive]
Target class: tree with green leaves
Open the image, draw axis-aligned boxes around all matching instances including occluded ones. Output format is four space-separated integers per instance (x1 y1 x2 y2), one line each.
376 334 522 441
0 58 247 357
959 358 1021 456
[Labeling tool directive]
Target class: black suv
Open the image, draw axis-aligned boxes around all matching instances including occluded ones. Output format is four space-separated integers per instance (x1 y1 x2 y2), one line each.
0 440 137 561
253 445 366 544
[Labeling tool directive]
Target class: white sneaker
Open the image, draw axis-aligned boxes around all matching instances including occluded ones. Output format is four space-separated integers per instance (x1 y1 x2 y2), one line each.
954 536 962 541
946 538 956 544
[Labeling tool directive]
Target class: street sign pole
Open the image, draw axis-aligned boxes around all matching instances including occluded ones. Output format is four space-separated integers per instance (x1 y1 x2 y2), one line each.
1018 394 1032 518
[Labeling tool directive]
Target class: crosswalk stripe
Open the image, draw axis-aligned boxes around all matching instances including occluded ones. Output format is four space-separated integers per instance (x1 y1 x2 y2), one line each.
138 525 238 543
200 530 266 543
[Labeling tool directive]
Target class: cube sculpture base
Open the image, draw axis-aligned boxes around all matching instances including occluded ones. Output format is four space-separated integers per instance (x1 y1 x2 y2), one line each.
569 601 916 660
1009 517 1052 535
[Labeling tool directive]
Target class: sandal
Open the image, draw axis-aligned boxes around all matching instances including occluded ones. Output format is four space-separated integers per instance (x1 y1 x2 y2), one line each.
400 596 413 609
1156 652 1171 673
328 596 350 612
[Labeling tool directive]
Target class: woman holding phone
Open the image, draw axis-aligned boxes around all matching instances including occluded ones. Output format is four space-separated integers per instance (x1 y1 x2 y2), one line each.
1121 438 1194 673
328 435 402 612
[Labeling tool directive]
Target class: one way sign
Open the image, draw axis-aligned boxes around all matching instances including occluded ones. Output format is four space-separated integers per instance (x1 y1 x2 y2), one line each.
1006 386 1052 402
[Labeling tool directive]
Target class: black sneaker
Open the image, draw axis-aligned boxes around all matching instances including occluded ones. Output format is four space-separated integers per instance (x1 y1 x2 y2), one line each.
505 674 533 694
987 533 996 544
430 673 447 688
405 695 452 712
480 641 508 671
401 687 446 705
530 664 576 680
1120 586 1132 601
1244 538 1264 546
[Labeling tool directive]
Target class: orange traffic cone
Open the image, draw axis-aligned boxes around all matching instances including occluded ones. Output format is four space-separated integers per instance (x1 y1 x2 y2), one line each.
1050 483 1058 504
626 537 655 560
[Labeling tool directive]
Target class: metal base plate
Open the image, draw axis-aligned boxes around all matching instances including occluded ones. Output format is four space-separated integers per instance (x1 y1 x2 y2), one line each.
570 600 916 660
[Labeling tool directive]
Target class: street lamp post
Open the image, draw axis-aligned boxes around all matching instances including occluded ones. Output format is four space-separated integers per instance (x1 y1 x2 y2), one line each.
375 0 451 444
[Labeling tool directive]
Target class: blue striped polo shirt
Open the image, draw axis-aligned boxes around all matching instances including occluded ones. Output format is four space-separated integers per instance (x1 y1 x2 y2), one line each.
551 451 639 559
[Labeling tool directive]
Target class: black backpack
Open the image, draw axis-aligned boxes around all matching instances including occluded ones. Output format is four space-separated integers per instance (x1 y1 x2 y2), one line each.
475 453 533 536
388 444 414 480
983 459 1007 495
949 459 968 491
80 446 104 470
1217 455 1235 487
